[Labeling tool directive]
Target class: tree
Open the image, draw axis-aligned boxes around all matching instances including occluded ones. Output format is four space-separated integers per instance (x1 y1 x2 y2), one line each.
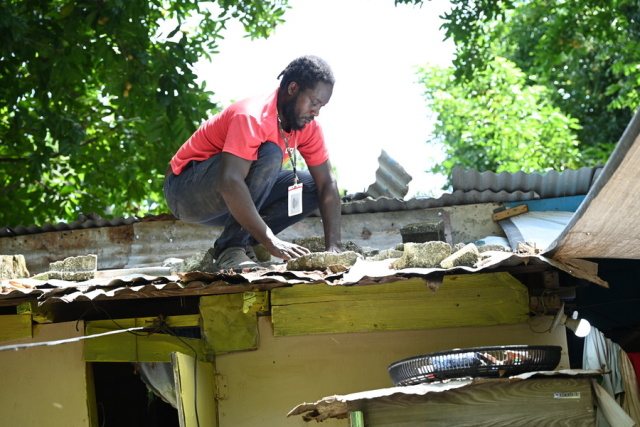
495 0 640 164
403 0 640 179
419 57 582 178
0 0 289 227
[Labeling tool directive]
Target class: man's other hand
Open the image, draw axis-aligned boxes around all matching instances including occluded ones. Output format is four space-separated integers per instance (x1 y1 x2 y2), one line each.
266 238 311 261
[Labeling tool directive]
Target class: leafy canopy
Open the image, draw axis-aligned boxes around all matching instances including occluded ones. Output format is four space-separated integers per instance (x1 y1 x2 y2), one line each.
0 0 289 227
419 57 582 176
403 0 640 183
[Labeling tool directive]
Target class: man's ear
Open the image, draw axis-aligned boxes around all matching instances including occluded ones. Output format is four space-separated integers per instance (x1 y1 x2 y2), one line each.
287 81 299 96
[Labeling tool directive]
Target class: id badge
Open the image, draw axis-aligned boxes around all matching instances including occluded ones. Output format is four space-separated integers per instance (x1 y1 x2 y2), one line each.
288 183 303 216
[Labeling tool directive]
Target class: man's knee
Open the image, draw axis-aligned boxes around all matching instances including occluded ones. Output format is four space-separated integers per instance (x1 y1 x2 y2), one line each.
259 141 282 161
253 141 283 176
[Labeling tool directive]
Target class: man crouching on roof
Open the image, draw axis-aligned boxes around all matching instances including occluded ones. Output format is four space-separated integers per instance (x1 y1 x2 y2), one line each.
163 55 342 271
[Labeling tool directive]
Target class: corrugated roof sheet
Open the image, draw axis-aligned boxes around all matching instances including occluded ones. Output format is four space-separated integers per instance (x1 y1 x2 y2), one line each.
0 192 540 237
343 190 540 214
365 150 413 199
452 166 603 198
0 251 608 305
0 167 598 238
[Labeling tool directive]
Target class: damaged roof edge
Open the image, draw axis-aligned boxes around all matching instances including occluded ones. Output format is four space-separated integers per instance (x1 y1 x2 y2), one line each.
544 106 640 259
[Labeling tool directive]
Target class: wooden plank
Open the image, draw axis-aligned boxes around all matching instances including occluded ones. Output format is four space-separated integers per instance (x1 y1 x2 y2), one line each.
16 301 52 323
360 377 594 426
200 294 258 354
492 204 529 221
271 274 529 336
84 314 206 362
172 351 218 427
0 314 32 341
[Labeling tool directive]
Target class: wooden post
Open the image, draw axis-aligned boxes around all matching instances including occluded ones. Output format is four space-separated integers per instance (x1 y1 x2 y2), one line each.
349 411 364 427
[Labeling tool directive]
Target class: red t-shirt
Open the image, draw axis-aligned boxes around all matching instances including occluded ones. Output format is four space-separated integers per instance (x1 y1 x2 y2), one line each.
169 88 329 175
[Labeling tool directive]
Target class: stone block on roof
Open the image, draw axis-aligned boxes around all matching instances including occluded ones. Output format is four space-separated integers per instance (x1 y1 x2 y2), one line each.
400 220 445 243
49 254 97 281
287 251 362 271
0 255 30 279
392 241 451 269
440 243 480 269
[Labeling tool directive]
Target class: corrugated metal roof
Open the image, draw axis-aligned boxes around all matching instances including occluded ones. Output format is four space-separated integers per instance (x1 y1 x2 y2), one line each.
0 251 607 305
1 215 144 238
0 166 597 238
343 190 540 214
365 150 413 199
0 192 540 238
452 166 603 199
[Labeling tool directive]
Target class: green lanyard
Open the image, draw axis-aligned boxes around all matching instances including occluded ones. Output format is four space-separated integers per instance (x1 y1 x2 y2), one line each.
277 113 299 185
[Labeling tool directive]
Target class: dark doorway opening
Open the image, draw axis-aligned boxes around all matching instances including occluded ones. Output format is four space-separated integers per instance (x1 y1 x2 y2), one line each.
92 362 179 427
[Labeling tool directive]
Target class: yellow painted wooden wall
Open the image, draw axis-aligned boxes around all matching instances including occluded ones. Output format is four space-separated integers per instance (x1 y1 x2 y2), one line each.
271 273 530 336
215 315 569 427
0 321 94 427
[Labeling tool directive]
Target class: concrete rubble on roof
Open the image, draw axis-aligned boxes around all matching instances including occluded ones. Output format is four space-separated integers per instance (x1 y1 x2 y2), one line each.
392 242 452 269
440 243 480 269
48 254 97 281
287 251 362 272
0 255 29 280
293 236 376 256
162 249 216 274
400 221 445 243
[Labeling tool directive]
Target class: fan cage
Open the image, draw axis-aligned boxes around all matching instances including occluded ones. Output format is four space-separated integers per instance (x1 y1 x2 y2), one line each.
388 345 562 386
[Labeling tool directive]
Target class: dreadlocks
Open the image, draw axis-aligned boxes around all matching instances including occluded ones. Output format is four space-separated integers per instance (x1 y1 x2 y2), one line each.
278 55 335 92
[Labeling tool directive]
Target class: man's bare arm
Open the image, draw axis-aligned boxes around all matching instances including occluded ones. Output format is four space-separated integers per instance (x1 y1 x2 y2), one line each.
308 159 342 252
215 152 310 260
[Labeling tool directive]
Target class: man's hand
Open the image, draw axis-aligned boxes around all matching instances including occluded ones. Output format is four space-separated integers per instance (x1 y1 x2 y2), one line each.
264 237 311 260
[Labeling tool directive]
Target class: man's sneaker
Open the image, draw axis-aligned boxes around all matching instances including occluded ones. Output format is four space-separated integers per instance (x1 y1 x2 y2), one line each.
245 246 260 263
214 247 260 272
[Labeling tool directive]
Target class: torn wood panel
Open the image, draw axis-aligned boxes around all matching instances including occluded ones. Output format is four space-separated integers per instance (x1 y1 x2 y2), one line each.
0 314 32 342
200 294 258 355
84 314 206 362
271 274 530 336
544 258 608 288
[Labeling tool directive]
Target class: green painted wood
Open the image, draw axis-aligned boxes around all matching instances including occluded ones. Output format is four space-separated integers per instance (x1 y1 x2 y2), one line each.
200 294 258 354
16 301 51 323
0 314 32 342
172 351 218 427
349 411 364 427
84 314 206 362
271 273 529 336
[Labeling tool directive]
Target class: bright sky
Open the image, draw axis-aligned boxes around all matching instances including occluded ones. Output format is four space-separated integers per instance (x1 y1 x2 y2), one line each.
195 0 455 198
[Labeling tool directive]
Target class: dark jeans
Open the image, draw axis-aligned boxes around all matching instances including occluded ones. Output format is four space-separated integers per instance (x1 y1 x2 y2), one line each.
163 142 319 258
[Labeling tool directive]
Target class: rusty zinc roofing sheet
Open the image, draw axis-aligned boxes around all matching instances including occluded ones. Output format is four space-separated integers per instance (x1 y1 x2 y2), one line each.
0 250 609 306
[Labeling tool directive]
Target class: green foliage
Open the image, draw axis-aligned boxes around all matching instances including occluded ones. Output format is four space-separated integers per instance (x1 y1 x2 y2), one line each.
0 0 289 227
419 57 582 181
407 0 640 181
495 0 640 163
